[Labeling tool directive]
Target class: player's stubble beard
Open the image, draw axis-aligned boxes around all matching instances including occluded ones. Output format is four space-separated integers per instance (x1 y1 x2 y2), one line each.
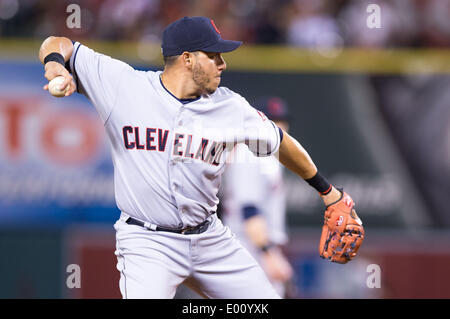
192 63 219 95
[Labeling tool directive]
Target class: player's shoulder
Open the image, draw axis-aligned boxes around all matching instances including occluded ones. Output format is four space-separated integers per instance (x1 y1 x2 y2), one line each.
211 86 247 104
145 69 162 81
214 86 240 97
73 41 138 73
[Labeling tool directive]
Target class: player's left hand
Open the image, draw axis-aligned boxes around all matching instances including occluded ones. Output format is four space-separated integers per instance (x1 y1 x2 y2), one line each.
318 189 364 264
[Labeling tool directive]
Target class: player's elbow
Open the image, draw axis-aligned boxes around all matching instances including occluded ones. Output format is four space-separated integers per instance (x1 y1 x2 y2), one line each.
43 35 71 43
40 36 62 50
39 36 74 63
44 35 57 42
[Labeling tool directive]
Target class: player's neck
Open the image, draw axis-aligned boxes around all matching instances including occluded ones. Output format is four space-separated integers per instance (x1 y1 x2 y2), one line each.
160 71 200 100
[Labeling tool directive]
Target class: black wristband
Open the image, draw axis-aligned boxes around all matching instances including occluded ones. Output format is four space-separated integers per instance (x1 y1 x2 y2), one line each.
44 52 65 66
305 171 332 195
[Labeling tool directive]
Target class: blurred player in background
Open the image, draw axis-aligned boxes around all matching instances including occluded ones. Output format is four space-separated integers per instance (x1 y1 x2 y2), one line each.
221 97 294 298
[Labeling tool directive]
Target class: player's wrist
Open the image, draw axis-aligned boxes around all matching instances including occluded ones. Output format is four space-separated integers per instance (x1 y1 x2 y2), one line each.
305 171 332 195
321 187 343 207
43 52 65 66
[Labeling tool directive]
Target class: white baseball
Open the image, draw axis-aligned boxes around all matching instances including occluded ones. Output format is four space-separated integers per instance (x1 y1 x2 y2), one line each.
48 76 68 97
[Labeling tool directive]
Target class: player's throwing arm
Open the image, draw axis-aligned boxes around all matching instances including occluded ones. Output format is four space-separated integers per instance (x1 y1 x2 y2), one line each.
39 36 76 97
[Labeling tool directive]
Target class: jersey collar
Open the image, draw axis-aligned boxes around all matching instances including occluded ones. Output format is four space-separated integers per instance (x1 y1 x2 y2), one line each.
159 75 201 105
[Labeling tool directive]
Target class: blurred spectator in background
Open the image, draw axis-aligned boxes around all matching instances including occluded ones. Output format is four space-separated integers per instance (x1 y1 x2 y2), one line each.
418 0 450 47
1 0 450 49
220 97 295 298
286 0 343 48
337 0 418 48
95 0 161 41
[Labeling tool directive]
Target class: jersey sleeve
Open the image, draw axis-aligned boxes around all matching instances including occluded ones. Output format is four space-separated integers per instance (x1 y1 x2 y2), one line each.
240 97 281 157
69 42 132 123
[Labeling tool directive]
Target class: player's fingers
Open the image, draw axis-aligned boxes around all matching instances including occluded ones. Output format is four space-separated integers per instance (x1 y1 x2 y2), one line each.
43 84 49 90
60 75 72 90
65 88 74 97
65 80 76 96
44 62 68 81
45 70 63 82
44 70 55 81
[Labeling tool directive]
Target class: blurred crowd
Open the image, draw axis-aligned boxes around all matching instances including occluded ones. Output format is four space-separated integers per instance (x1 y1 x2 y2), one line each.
1 0 450 48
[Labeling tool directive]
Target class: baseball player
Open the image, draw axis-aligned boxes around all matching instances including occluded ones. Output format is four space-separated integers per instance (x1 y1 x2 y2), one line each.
220 96 294 297
38 16 364 299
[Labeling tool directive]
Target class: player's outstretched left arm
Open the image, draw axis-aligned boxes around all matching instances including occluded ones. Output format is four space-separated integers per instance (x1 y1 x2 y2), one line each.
277 129 365 264
38 36 76 97
277 130 340 205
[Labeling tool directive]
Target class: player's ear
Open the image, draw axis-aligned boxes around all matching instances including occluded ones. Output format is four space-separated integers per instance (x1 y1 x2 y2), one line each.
181 52 194 68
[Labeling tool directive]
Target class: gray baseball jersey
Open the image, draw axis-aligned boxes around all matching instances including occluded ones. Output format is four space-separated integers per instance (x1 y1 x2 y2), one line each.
68 42 282 298
69 42 281 229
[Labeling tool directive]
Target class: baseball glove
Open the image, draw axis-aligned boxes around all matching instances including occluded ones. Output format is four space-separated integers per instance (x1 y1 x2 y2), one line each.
319 189 364 264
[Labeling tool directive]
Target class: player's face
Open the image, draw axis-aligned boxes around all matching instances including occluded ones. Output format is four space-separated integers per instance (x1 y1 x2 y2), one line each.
192 51 226 95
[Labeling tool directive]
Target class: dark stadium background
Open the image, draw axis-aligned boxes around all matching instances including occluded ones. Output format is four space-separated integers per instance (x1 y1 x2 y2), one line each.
1 0 449 298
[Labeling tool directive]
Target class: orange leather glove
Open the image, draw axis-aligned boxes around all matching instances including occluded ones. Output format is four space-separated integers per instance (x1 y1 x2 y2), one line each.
319 189 365 264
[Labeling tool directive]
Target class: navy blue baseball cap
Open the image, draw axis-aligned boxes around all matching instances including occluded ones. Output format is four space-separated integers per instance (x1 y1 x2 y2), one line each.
162 16 242 57
254 96 289 122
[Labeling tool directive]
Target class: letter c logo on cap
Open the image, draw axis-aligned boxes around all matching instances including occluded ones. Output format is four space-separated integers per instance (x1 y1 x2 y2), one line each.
210 19 221 34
